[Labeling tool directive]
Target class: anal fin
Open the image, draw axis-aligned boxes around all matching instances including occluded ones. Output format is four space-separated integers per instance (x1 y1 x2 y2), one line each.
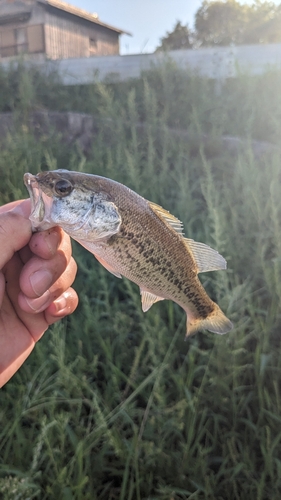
140 289 165 312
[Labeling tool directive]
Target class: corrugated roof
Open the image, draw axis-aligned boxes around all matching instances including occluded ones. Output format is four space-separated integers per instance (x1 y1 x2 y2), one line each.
39 0 131 35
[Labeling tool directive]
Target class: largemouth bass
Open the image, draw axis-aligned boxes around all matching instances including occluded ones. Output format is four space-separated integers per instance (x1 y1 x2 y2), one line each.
24 170 233 337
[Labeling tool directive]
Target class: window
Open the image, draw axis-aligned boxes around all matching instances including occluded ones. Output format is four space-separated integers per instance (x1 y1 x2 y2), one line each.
16 27 27 53
0 27 27 57
89 37 97 56
0 25 44 58
0 29 17 57
27 25 44 53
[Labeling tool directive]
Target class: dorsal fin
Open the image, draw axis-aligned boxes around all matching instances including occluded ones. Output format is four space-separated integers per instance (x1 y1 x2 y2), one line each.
149 201 227 273
140 288 165 312
149 201 184 236
184 238 227 273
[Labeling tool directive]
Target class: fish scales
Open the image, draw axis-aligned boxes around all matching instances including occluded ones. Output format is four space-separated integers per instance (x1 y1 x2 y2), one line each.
97 192 214 318
24 169 233 337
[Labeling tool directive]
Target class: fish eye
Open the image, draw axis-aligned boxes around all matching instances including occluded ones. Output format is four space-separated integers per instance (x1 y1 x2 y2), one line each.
54 179 73 197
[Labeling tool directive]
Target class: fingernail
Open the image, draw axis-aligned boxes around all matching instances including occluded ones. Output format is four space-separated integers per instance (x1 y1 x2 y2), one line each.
44 229 60 256
53 293 68 313
29 270 53 297
25 290 51 312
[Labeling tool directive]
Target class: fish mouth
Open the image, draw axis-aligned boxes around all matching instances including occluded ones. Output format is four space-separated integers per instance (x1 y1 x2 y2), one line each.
24 173 54 231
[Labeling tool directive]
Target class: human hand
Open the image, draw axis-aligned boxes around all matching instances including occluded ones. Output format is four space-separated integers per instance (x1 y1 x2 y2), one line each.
0 199 78 387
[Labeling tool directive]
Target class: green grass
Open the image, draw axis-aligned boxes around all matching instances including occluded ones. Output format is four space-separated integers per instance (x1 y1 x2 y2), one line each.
0 62 281 499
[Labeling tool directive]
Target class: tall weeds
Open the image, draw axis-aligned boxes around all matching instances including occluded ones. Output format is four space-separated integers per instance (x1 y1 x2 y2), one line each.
0 62 281 499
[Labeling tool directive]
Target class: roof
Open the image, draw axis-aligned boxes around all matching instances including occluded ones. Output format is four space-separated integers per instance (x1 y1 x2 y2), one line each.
0 2 32 25
38 0 131 35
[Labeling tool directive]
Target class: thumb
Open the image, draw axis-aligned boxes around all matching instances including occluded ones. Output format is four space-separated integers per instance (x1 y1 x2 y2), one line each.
0 200 32 270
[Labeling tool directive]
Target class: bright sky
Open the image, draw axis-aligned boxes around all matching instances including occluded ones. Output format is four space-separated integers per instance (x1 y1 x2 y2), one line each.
67 0 281 55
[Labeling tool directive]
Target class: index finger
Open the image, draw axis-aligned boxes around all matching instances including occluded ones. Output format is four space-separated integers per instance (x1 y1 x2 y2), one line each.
0 199 30 215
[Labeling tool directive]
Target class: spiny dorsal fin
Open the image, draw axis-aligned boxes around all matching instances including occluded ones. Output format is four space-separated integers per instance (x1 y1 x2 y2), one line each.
184 238 227 273
149 201 184 236
140 288 165 312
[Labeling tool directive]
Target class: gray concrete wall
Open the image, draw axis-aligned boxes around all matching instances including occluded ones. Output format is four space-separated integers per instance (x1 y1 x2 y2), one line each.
1 43 281 84
41 43 281 85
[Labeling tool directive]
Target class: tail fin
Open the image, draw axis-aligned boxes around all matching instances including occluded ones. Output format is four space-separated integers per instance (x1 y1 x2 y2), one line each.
186 304 233 338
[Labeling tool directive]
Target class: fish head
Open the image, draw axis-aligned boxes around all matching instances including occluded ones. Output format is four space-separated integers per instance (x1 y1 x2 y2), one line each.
24 170 122 241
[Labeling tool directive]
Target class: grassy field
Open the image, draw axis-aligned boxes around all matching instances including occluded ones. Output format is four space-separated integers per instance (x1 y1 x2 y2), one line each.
0 62 281 499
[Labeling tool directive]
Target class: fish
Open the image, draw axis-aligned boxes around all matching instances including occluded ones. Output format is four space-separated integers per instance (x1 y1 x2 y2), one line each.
23 169 233 338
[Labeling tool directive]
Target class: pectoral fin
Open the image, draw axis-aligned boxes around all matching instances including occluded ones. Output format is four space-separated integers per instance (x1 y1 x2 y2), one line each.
75 240 122 278
140 289 165 312
94 255 122 279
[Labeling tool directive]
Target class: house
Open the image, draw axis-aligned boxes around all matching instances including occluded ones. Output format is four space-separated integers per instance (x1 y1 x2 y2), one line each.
0 0 130 60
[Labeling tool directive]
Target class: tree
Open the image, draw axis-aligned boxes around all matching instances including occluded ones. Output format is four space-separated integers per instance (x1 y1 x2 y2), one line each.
244 1 281 44
195 0 281 47
195 0 247 46
156 21 193 52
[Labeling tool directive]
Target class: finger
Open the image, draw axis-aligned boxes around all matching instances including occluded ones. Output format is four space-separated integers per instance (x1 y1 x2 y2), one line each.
0 201 32 270
19 226 70 265
18 244 33 266
18 257 77 313
18 287 79 344
29 227 65 260
0 199 30 215
0 271 5 308
44 287 79 324
19 233 73 298
3 252 46 345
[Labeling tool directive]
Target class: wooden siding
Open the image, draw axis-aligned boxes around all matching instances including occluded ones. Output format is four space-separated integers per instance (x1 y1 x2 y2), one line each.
0 1 121 60
44 13 88 59
44 11 119 60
